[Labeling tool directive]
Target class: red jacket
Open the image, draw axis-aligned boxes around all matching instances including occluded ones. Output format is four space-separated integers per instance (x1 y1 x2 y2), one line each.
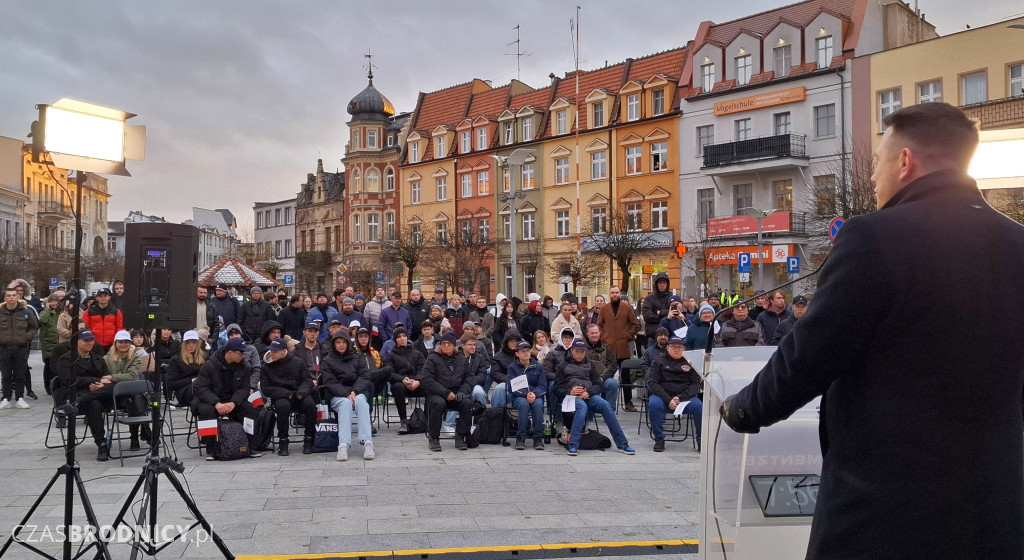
82 303 124 347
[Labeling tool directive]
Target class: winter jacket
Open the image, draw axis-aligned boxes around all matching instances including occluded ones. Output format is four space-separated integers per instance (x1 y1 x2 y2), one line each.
755 308 790 346
491 310 518 347
384 343 426 382
337 309 367 330
467 304 495 338
166 355 203 392
585 339 617 380
444 304 467 337
641 272 672 334
252 320 284 357
555 354 603 397
354 345 382 371
716 318 765 347
193 348 252 406
420 347 475 398
103 348 141 383
57 310 74 343
53 347 110 403
549 314 581 338
771 315 798 345
490 330 522 384
640 343 667 378
320 332 373 399
276 304 308 340
507 356 547 398
151 337 181 363
598 300 640 359
81 303 122 347
659 316 688 337
211 294 239 326
38 307 59 359
403 299 431 341
378 304 412 343
542 304 560 327
543 340 572 382
516 307 550 344
363 296 388 330
413 336 438 358
647 352 701 404
307 304 339 342
260 353 312 400
292 340 328 378
238 298 273 342
682 320 714 352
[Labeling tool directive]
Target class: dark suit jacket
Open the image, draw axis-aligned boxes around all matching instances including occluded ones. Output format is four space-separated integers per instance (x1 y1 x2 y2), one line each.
728 170 1024 559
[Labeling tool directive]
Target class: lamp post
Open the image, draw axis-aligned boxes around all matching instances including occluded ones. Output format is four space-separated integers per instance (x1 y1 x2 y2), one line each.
493 148 533 298
738 207 777 291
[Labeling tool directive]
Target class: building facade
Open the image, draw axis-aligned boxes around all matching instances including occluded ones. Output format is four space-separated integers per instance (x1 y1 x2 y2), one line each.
294 159 345 294
0 136 29 251
253 197 296 287
186 207 240 269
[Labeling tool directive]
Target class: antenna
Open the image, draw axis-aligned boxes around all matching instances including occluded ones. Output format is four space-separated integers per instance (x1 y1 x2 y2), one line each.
363 49 378 82
505 24 532 81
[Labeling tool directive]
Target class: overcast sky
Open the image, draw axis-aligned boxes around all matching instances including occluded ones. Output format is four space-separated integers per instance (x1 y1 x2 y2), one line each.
1 0 1017 231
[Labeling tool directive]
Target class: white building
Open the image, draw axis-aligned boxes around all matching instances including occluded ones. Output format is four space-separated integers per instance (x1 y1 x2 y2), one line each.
107 210 168 255
676 0 933 296
185 207 240 269
253 198 296 287
0 136 29 249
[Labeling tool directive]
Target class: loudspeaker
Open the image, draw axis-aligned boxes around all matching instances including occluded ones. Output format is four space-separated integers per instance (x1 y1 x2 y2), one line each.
123 223 199 330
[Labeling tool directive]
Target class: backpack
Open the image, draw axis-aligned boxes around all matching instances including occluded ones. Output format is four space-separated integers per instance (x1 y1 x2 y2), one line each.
578 429 611 450
215 419 250 461
476 407 513 445
250 407 277 451
404 406 427 434
312 417 339 453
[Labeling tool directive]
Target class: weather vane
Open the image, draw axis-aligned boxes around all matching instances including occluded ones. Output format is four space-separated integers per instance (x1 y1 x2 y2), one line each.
364 50 377 82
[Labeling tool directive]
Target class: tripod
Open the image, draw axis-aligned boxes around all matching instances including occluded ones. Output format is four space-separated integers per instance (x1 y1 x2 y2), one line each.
0 378 113 560
104 332 234 559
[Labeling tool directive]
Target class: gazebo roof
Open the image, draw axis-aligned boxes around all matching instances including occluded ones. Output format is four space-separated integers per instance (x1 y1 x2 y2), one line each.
198 258 277 288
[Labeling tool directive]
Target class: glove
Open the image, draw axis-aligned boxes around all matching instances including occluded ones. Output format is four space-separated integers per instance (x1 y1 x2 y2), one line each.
720 395 760 434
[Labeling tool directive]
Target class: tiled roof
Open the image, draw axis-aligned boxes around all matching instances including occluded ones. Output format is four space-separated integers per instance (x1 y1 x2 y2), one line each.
712 79 738 93
198 258 278 288
703 0 857 47
789 62 818 77
469 83 519 118
508 86 552 113
747 71 775 86
549 63 626 131
627 47 687 82
415 81 479 134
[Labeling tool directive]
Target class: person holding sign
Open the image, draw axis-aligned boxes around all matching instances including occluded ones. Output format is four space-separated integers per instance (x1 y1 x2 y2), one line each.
507 340 546 450
556 339 635 457
647 337 702 452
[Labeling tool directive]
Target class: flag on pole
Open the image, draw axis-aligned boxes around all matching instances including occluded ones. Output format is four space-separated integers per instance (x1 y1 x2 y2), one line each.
197 419 218 438
248 391 265 408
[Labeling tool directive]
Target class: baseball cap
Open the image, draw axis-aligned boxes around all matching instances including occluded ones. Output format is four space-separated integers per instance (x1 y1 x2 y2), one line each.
73 329 95 341
349 320 361 329
391 291 402 299
516 340 531 350
570 339 587 351
114 330 132 342
434 288 444 294
224 338 246 352
357 327 370 335
328 319 343 327
96 288 111 296
792 295 809 306
667 336 685 346
268 339 288 352
182 330 200 342
304 321 321 331
215 285 228 292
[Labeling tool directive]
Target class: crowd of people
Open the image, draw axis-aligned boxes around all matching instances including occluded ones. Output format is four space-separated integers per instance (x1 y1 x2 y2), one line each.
0 274 810 462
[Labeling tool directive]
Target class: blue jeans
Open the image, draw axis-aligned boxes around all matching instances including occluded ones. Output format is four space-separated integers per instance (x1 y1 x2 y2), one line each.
512 395 545 438
586 378 620 420
330 394 372 447
648 395 702 442
489 383 508 408
568 395 628 449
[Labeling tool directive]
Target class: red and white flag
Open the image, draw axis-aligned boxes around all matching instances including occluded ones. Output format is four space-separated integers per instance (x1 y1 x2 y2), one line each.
197 419 218 438
248 391 265 408
317 403 329 419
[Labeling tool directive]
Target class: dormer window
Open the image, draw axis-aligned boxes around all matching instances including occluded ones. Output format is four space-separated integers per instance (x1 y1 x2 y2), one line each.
556 111 567 135
652 90 665 116
627 94 639 121
592 102 604 127
504 121 514 145
435 136 446 158
409 142 420 163
476 128 487 150
367 129 378 148
735 55 752 86
816 36 833 68
461 131 471 153
522 118 533 141
701 63 715 92
774 45 792 78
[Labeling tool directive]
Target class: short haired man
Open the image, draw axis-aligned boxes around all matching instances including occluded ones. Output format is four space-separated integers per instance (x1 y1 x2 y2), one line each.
378 291 412 343
260 339 316 455
0 287 38 409
292 322 327 379
556 339 634 456
597 286 641 410
641 327 670 379
715 302 765 347
583 323 619 409
192 337 262 459
81 288 124 352
195 286 219 345
647 337 702 452
771 294 808 344
53 329 113 460
422 333 479 451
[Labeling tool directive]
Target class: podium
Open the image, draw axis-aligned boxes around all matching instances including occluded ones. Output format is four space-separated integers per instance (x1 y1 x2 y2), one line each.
687 347 822 560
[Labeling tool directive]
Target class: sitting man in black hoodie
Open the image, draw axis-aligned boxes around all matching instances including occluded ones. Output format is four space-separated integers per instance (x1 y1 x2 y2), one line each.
253 320 284 356
53 329 114 461
488 329 522 408
422 332 479 452
192 337 261 459
383 326 426 432
260 339 316 456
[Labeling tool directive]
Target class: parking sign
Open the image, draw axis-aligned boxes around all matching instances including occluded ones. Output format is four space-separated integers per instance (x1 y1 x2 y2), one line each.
283 274 294 286
787 256 800 274
737 253 751 273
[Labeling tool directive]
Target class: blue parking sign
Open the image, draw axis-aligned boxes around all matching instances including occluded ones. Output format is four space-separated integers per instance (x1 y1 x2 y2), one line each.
49 277 59 289
375 271 386 284
283 274 294 286
737 253 751 273
787 256 800 274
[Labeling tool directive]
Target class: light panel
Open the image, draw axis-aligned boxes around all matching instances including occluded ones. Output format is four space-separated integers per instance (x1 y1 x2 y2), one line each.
969 139 1024 180
44 105 126 163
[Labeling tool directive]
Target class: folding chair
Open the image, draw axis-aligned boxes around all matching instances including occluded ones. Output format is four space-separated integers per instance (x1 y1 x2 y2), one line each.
638 390 699 451
107 380 156 466
44 378 89 449
618 358 644 413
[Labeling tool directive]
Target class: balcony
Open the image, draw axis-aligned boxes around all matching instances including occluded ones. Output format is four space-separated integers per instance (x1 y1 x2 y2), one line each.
701 133 809 176
37 202 74 219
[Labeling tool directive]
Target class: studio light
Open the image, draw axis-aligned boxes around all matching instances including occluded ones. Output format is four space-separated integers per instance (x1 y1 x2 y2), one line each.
33 98 146 176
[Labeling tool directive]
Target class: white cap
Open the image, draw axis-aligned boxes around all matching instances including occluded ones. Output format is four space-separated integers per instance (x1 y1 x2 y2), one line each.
114 330 132 342
182 330 200 342
528 293 541 303
349 320 361 328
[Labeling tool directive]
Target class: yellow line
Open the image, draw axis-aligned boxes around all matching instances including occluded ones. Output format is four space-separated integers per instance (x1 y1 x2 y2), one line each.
237 552 392 560
540 540 692 549
394 544 544 554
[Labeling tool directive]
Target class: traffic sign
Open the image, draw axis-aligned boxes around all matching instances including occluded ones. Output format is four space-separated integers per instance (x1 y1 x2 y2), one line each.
391 263 403 274
739 272 750 283
828 217 845 241
787 257 800 274
674 241 688 258
283 274 294 286
48 277 59 289
737 253 751 273
374 271 386 284
642 265 655 274
336 262 347 274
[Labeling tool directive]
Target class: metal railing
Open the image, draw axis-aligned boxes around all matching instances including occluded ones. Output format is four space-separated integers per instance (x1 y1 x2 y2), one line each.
36 201 73 215
703 133 807 168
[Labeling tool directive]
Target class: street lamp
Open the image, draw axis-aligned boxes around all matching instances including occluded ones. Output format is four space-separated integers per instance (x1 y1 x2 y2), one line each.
737 206 777 291
493 148 533 298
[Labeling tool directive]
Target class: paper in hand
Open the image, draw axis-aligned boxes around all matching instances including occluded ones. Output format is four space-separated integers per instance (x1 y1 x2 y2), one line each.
243 417 255 435
509 375 529 394
673 401 689 417
561 395 576 412
674 326 687 339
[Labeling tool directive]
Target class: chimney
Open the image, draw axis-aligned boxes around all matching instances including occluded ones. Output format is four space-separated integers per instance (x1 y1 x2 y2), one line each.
549 72 557 85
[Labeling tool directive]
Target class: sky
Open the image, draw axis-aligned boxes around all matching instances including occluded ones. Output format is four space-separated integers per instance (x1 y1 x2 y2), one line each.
1 0 1017 233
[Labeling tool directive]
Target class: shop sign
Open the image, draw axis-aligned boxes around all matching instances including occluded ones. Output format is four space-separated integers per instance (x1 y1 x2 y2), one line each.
705 244 794 266
707 212 791 237
713 86 806 116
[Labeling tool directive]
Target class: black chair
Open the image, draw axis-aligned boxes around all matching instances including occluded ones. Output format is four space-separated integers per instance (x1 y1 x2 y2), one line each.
638 388 699 451
618 358 644 412
44 378 89 449
107 380 156 466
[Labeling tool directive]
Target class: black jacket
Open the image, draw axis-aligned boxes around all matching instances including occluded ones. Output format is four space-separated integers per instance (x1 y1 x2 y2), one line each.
166 355 202 392
53 348 110 403
319 332 372 399
771 314 798 345
211 294 239 326
238 298 273 341
647 353 700 404
490 330 521 384
516 312 549 344
542 343 571 382
385 343 425 383
403 300 431 341
276 304 307 341
252 321 283 357
641 272 672 332
193 348 252 406
420 347 476 398
292 340 328 378
260 353 312 400
726 170 1024 559
555 354 602 397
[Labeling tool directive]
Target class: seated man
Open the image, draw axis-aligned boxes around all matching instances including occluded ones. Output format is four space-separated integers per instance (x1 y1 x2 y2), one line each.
647 337 703 451
384 327 427 431
192 337 261 459
260 339 316 456
556 339 635 456
421 333 478 452
641 327 670 379
292 322 328 380
53 329 114 461
322 331 375 461
224 323 261 390
543 327 576 424
583 324 620 411
507 340 546 450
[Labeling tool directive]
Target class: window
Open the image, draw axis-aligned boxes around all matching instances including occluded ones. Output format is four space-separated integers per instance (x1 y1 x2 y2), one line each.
774 45 792 78
409 142 419 163
625 203 642 232
300 231 306 252
367 129 378 148
410 181 421 204
384 168 395 192
367 214 380 242
387 135 395 147
734 183 753 213
522 163 535 189
477 171 489 195
353 131 361 149
461 174 472 198
522 213 536 240
435 136 447 158
365 169 380 192
460 220 473 244
652 89 665 116
436 177 447 201
816 36 833 68
962 72 987 105
592 102 604 127
627 94 640 121
353 214 361 243
284 207 291 224
478 219 489 243
591 206 607 234
275 240 283 258
701 63 715 92
651 201 667 230
735 118 751 141
814 174 838 215
460 131 471 153
814 104 836 138
626 146 642 175
556 111 567 135
502 215 511 240
284 239 291 256
773 179 793 211
275 208 281 226
1010 64 1023 98
697 125 714 155
918 81 942 104
411 225 422 246
555 158 569 184
436 222 448 246
256 213 262 229
385 212 395 240
879 89 901 130
503 167 511 192
522 118 533 141
774 112 791 135
504 265 513 297
591 151 607 179
523 265 537 295
476 128 488 150
352 169 362 192
650 142 668 172
698 188 715 223
735 55 752 86
556 211 569 237
504 122 514 145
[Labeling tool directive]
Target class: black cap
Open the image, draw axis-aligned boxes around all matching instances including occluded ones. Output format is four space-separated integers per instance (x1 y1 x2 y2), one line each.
215 285 228 292
440 332 458 345
391 291 402 299
570 339 587 351
224 338 246 352
516 340 531 350
655 327 670 336
667 337 685 346
72 328 95 341
96 288 111 296
792 295 809 306
268 339 288 352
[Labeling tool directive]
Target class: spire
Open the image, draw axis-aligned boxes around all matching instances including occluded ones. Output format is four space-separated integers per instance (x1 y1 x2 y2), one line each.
364 50 377 84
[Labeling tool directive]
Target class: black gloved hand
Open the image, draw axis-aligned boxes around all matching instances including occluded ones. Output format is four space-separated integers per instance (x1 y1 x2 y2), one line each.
720 395 760 434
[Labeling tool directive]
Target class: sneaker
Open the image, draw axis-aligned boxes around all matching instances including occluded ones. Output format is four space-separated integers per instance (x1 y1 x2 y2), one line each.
25 391 38 401
205 455 215 461
514 437 526 450
533 438 544 451
248 450 264 458
653 438 665 452
0 399 13 409
441 424 455 434
14 398 29 409
428 438 442 452
623 401 637 412
336 443 349 462
399 420 408 432
96 444 109 462
617 444 636 455
566 447 578 456
454 434 468 450
363 441 375 460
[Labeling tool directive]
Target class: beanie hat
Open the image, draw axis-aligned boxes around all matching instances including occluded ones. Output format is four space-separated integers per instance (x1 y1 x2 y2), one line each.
393 327 407 339
440 332 458 345
343 297 354 305
250 286 262 295
698 304 715 316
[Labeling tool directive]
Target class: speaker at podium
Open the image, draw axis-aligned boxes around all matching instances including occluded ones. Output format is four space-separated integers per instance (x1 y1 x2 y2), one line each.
123 223 199 330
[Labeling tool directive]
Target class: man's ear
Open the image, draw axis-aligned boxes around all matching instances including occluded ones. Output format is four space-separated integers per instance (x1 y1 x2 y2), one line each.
898 147 915 182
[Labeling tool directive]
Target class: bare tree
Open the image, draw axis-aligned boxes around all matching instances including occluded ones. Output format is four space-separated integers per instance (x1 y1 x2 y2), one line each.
427 218 494 295
83 251 125 283
581 204 666 286
985 188 1024 225
380 223 431 294
680 213 725 296
542 250 603 295
294 250 332 295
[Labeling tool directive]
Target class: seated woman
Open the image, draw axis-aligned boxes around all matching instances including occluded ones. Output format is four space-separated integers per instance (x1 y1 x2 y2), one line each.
321 331 375 461
507 340 547 450
353 327 392 404
104 330 144 450
166 330 205 408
